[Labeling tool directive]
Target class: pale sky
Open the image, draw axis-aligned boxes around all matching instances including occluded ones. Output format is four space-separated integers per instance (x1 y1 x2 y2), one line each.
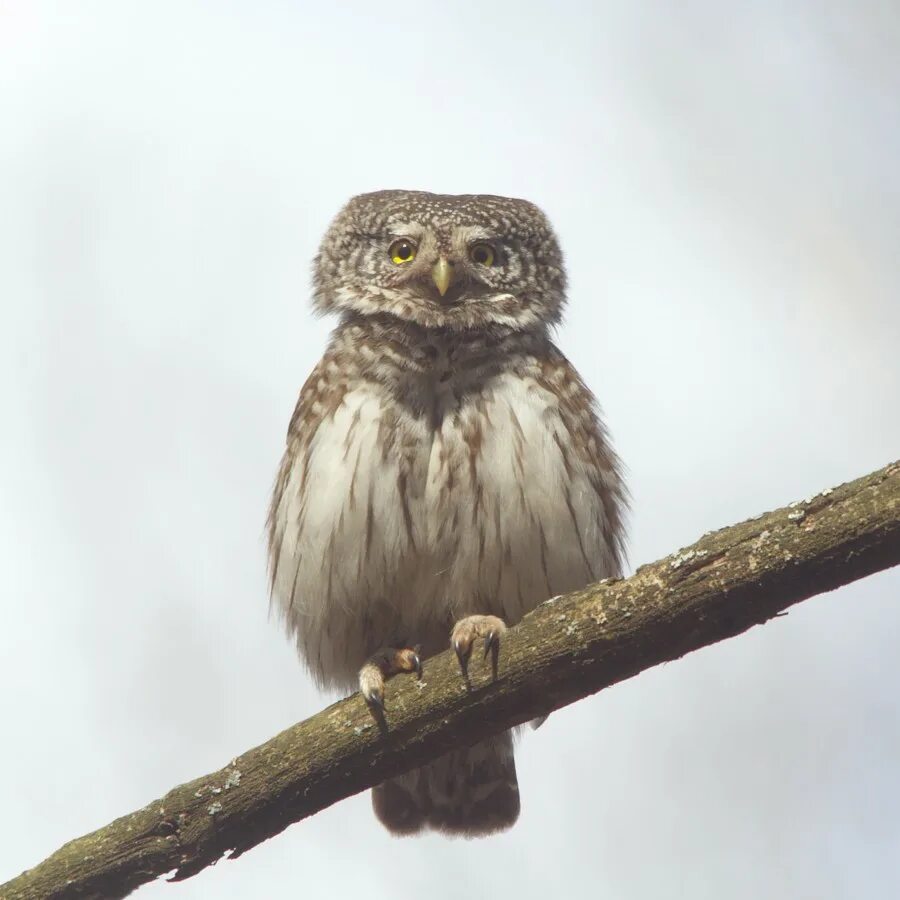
1 2 898 898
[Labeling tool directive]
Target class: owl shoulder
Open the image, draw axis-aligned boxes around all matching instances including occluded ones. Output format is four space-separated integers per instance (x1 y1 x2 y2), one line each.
284 348 353 443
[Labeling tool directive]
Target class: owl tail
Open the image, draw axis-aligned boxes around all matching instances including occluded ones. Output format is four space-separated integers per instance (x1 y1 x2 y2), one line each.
372 732 520 836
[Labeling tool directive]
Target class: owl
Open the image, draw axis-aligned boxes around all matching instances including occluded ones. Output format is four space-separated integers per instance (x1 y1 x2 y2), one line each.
268 190 626 836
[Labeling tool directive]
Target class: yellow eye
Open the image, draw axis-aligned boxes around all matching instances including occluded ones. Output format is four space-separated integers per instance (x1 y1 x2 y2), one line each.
469 242 495 266
389 239 417 264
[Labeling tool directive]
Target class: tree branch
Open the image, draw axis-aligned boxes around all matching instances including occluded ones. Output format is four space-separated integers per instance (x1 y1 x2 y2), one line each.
5 461 899 899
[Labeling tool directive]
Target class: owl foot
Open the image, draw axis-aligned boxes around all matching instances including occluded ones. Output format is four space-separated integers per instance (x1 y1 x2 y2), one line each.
359 646 423 712
451 615 507 684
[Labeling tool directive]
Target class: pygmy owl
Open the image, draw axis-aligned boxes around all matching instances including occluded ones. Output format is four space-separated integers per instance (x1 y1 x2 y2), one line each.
268 190 626 835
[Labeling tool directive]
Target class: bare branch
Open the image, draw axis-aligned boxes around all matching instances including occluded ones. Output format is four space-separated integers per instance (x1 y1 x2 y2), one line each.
5 461 899 900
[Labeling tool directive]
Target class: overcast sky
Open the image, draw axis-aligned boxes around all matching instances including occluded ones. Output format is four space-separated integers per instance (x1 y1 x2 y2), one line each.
1 2 898 898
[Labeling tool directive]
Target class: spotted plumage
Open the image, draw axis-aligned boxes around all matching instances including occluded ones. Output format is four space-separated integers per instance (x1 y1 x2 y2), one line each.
268 190 626 836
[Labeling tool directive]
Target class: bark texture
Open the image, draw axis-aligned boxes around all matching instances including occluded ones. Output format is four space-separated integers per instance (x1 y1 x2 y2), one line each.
4 460 899 900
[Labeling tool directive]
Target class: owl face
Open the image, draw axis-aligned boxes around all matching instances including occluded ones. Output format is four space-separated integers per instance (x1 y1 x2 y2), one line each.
312 191 567 331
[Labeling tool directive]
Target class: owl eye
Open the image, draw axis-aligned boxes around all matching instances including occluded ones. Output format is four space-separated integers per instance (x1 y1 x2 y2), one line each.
389 239 417 265
469 242 496 266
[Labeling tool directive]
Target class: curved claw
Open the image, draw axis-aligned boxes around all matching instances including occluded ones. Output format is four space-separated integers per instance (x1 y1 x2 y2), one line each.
412 651 423 680
365 688 384 712
484 630 501 679
454 639 470 680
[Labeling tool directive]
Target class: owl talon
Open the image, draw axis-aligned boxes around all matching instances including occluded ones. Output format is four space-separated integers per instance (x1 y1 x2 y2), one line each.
451 615 507 684
359 646 423 715
484 631 501 680
454 640 471 682
367 687 384 711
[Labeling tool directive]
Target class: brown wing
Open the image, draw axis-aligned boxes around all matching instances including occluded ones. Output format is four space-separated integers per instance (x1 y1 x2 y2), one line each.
266 351 350 593
537 345 629 578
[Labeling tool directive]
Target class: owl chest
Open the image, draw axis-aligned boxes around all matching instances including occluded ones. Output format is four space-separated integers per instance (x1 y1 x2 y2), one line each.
340 374 522 526
302 368 584 569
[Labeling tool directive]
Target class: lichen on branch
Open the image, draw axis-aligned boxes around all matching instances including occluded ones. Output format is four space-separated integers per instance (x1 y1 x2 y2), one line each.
4 461 898 900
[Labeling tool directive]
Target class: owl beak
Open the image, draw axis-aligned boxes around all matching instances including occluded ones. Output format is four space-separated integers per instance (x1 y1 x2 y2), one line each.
431 258 455 297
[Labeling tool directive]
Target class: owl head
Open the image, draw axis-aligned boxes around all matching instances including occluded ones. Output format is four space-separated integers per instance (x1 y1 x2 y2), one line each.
312 190 566 331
